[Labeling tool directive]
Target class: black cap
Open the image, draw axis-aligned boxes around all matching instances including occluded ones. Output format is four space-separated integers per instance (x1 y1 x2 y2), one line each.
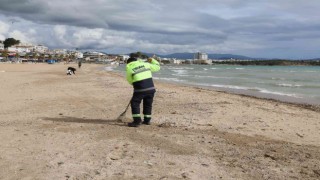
130 53 139 58
126 57 137 64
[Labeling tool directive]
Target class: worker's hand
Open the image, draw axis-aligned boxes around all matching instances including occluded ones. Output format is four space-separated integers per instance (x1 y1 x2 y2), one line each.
147 58 153 63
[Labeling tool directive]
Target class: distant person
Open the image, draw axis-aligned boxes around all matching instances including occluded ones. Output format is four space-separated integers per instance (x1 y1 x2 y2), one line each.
67 67 76 75
78 61 82 68
125 55 160 127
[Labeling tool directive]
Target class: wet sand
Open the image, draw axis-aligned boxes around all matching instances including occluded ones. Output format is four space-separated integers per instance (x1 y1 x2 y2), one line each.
0 63 319 179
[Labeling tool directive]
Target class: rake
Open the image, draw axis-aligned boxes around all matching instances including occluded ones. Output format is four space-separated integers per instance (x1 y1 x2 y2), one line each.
116 100 131 122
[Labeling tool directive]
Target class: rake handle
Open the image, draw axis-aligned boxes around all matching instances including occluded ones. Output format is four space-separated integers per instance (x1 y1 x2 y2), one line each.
119 100 131 116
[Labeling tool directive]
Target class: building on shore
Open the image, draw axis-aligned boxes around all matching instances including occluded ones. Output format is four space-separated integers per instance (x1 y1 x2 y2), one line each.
7 43 33 53
33 45 48 53
83 51 107 62
118 55 130 62
185 59 194 64
67 50 83 59
171 59 184 64
6 43 49 54
194 52 208 60
52 49 68 55
193 52 212 65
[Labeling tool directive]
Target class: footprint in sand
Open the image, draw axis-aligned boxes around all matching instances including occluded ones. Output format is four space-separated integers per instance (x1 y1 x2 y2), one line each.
109 143 130 160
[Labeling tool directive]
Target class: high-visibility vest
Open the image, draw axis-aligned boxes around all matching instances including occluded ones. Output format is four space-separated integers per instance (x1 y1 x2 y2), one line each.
126 58 160 92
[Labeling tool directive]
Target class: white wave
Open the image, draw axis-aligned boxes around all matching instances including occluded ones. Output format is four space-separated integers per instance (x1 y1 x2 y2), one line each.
208 84 250 90
172 74 190 77
259 89 302 98
104 66 114 71
272 77 286 80
235 68 244 70
153 77 186 82
277 83 302 87
304 71 319 73
168 67 194 70
281 71 298 73
193 75 233 79
171 69 187 74
197 83 302 98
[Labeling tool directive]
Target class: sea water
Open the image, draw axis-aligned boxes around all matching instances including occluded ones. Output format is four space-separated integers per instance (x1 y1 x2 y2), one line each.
110 64 320 105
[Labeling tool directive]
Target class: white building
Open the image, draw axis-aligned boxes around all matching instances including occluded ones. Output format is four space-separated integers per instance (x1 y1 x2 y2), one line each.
52 49 68 55
118 55 129 61
6 43 48 54
193 52 212 64
172 59 184 64
194 52 208 60
83 51 107 61
33 45 48 53
74 51 83 59
66 50 84 59
8 43 34 53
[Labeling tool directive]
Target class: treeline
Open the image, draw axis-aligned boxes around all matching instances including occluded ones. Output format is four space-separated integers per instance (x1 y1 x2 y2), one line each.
1 38 20 48
213 60 320 66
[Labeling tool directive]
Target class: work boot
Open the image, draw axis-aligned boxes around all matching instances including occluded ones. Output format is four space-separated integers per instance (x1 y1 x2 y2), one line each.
142 118 151 125
128 119 141 127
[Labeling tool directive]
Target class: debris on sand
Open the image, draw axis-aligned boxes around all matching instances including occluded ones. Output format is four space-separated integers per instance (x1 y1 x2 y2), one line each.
158 122 175 128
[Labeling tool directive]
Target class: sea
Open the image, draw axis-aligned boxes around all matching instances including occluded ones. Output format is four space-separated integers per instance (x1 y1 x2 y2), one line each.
108 64 320 105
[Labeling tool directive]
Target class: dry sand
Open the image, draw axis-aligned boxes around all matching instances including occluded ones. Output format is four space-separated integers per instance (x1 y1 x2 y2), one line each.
0 63 319 180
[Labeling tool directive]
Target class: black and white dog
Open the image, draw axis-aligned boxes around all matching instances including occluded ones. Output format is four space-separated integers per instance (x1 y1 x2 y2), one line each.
67 67 76 75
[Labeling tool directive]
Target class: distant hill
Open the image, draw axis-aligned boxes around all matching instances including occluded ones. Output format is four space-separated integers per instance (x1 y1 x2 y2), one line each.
213 60 320 66
207 54 253 60
143 52 253 60
124 52 320 60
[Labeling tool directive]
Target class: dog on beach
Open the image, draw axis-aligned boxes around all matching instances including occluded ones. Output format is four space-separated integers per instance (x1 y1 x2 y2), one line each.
67 67 76 75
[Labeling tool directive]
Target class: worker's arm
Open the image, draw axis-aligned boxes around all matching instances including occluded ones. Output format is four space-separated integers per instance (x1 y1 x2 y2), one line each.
147 58 160 72
126 66 133 85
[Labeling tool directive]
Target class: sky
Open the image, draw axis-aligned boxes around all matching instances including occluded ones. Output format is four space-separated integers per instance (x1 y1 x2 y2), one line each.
0 0 320 59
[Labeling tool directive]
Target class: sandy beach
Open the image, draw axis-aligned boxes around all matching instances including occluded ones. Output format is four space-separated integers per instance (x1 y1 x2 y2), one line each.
0 63 319 180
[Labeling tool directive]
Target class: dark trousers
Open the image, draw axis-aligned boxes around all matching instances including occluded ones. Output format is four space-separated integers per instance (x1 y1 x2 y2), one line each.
131 91 155 122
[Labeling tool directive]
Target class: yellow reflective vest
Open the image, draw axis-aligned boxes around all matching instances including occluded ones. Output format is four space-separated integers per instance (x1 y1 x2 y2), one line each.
126 58 160 92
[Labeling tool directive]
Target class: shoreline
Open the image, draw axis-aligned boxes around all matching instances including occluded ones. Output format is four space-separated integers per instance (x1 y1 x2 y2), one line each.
213 87 320 112
197 85 320 112
145 76 320 112
110 64 320 107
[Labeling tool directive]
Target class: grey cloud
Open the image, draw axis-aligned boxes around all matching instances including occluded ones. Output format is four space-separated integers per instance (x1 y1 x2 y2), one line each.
1 0 320 58
0 0 227 36
136 31 227 45
0 0 46 14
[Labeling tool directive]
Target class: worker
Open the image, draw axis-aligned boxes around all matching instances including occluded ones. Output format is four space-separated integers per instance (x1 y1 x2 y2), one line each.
78 60 82 68
125 55 160 127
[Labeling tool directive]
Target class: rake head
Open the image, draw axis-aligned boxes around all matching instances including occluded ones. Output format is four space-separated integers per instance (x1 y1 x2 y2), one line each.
116 101 131 122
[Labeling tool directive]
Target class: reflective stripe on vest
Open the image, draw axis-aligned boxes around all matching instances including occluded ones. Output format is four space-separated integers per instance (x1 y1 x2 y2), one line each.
132 68 151 76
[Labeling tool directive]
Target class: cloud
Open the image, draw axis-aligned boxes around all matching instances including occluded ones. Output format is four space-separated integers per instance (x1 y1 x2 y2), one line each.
0 0 320 58
0 20 10 40
8 30 27 42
